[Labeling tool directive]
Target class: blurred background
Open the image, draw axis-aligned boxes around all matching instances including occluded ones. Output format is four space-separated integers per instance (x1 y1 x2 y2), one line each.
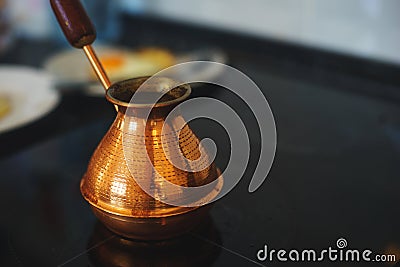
2 0 400 64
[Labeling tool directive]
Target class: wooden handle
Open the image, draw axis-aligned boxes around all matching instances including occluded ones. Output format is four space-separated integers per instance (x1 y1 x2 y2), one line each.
50 0 96 48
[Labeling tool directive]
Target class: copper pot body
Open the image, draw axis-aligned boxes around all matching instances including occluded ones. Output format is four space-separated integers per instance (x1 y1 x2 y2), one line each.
80 77 223 240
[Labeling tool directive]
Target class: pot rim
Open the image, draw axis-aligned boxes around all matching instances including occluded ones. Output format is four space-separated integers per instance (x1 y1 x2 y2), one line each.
106 76 192 108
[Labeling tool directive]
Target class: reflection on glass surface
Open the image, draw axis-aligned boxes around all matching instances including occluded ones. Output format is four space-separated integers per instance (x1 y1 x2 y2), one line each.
87 216 221 267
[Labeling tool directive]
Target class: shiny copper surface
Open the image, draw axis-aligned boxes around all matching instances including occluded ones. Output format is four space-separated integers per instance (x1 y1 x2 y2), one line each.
80 77 223 240
83 45 111 90
90 205 212 240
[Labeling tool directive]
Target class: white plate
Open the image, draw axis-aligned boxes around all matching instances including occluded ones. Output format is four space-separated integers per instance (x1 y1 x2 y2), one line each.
0 66 60 133
44 46 112 83
43 45 227 95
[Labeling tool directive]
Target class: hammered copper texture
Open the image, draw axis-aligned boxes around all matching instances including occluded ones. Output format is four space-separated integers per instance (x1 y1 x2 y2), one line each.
80 77 223 238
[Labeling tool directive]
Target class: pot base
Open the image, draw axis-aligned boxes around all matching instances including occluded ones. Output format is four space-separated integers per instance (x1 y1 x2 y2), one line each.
91 205 212 240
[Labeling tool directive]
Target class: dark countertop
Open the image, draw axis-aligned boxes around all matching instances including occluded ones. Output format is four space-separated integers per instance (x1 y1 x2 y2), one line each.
0 14 399 267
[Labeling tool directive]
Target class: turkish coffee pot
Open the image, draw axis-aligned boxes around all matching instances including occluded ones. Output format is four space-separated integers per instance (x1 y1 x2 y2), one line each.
50 0 223 240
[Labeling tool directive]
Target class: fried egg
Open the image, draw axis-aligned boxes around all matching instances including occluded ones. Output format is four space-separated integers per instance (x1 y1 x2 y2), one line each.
96 48 176 82
0 94 10 120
